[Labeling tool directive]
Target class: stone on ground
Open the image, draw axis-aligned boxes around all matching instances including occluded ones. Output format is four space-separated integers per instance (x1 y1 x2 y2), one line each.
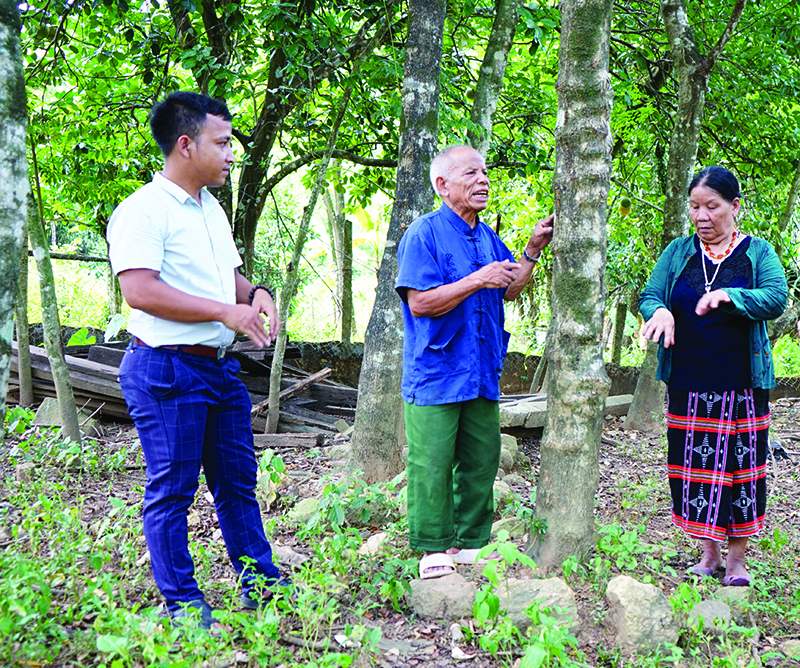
500 433 518 458
491 516 528 539
499 448 514 473
409 573 476 620
780 639 800 659
288 497 319 525
493 480 513 511
497 577 579 633
713 586 753 626
605 575 679 654
687 599 731 635
33 396 101 437
15 462 35 483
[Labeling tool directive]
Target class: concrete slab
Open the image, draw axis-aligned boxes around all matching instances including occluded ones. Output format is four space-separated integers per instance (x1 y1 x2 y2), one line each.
500 394 633 429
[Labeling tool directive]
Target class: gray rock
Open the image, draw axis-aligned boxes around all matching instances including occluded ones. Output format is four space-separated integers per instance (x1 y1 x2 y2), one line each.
344 498 394 527
33 397 100 438
605 575 679 654
288 497 320 525
502 473 527 486
328 444 351 461
687 599 731 635
409 573 476 620
271 544 311 567
500 433 519 457
491 516 529 539
493 480 513 511
15 462 35 483
713 586 753 626
498 577 579 633
780 640 800 659
499 448 515 473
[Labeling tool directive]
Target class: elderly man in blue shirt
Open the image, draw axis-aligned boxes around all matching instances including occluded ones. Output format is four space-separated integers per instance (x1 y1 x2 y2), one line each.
396 145 554 578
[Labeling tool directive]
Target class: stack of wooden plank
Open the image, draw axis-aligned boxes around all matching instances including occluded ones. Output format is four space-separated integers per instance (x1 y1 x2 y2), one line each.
7 342 356 437
8 341 130 419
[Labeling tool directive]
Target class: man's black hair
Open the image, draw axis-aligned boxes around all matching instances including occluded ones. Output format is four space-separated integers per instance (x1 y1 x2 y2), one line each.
149 92 232 157
689 165 741 203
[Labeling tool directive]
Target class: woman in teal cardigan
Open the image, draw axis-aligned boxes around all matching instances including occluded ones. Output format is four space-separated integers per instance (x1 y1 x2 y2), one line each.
639 166 787 586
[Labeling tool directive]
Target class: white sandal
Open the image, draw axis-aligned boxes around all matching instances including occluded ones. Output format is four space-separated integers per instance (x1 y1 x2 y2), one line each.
419 552 456 579
450 548 501 565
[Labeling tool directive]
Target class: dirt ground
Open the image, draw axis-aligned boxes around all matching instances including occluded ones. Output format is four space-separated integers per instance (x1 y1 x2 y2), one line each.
4 396 800 667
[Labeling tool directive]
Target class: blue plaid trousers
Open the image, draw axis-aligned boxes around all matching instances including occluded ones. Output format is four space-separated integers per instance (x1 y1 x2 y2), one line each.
118 343 280 611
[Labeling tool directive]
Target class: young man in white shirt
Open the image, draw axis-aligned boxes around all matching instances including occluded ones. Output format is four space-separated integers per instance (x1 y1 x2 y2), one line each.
108 92 285 628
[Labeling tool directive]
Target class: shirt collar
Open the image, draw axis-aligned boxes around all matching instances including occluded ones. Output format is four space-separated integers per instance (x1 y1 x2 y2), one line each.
440 202 483 234
153 172 210 207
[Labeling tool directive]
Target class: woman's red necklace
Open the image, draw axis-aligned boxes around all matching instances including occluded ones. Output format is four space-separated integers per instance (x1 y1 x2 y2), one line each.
702 229 737 260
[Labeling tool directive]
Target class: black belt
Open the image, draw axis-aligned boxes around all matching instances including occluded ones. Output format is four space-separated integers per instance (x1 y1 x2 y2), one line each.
133 337 229 360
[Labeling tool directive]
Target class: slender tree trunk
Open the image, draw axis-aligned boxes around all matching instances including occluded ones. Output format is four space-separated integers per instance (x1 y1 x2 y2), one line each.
265 86 353 433
611 297 627 365
28 189 81 443
349 0 446 483
626 0 746 431
107 264 123 316
0 2 29 436
525 0 613 571
322 163 353 342
774 159 800 262
15 227 32 406
466 0 523 156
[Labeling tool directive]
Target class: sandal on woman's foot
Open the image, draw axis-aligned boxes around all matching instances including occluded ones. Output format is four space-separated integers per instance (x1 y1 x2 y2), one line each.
419 553 456 579
722 574 751 587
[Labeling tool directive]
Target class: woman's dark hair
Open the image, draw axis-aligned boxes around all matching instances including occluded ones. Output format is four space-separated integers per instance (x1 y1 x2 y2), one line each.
149 91 232 157
688 165 741 203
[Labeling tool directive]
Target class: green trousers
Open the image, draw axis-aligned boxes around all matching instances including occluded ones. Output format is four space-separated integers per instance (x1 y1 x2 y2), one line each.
404 397 501 552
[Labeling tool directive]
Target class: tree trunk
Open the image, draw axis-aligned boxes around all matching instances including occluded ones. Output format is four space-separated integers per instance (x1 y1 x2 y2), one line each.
525 0 613 571
15 227 32 406
626 0 746 431
106 264 123 316
341 210 353 343
321 162 353 343
774 159 800 262
0 3 28 435
466 0 523 156
265 86 353 433
28 193 81 443
349 0 446 483
611 297 627 365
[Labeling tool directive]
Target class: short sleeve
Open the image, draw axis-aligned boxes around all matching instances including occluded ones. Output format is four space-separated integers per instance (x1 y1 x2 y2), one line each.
395 222 445 304
107 194 166 276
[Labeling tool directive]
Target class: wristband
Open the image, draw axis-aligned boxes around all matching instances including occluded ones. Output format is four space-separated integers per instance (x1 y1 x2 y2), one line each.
248 284 274 305
522 249 540 264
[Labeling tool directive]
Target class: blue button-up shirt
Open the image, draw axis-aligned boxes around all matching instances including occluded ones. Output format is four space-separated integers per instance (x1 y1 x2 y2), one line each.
395 204 515 405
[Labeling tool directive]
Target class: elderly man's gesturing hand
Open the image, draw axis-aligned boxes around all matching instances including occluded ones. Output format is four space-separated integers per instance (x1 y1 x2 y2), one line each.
476 260 520 289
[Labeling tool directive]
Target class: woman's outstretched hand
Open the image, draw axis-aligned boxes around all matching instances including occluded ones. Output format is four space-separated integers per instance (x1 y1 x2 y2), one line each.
642 307 675 348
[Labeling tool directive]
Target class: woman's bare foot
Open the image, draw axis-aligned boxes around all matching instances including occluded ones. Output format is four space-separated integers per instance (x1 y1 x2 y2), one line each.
723 536 751 586
688 539 723 576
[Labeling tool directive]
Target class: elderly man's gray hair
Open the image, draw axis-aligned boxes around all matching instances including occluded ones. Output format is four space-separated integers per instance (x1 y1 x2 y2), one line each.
429 145 470 196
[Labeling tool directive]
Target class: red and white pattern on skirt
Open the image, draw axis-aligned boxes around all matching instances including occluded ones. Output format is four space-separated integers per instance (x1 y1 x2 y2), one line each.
666 388 768 541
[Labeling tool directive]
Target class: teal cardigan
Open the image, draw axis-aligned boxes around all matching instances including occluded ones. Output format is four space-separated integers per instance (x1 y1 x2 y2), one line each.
639 235 788 389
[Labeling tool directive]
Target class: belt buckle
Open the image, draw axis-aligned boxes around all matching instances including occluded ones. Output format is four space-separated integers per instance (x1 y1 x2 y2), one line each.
216 346 227 360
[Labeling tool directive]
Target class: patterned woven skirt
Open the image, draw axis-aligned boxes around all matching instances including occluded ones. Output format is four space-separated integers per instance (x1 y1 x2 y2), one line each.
666 387 768 541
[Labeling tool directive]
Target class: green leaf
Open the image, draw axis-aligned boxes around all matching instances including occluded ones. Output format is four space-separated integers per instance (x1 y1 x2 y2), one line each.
67 327 96 346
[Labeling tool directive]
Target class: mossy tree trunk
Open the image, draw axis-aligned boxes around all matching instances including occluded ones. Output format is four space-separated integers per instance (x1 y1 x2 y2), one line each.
525 0 613 571
466 0 523 156
28 191 82 443
349 0 446 483
626 0 747 431
0 0 29 435
15 222 32 407
265 86 353 433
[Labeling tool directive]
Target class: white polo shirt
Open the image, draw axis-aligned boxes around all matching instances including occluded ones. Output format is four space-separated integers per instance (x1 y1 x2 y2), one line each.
107 172 241 348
